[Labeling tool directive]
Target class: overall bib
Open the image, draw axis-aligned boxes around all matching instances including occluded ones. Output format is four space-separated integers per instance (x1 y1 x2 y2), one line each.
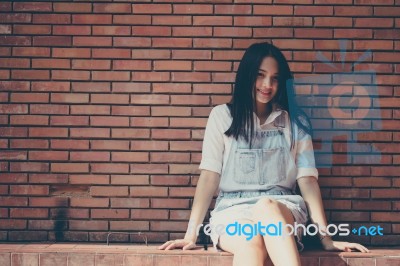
209 116 309 251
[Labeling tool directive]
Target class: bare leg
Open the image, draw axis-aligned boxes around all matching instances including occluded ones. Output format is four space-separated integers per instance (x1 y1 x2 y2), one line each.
252 198 301 266
219 218 269 266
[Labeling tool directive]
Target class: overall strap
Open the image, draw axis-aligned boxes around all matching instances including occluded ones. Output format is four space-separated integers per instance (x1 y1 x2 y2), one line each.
273 112 286 129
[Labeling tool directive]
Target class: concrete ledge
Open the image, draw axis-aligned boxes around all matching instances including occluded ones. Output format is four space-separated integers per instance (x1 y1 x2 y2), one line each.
0 243 399 265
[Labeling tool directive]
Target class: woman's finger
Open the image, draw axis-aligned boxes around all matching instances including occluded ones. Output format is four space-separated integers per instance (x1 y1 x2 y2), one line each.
336 242 352 252
182 242 195 250
343 242 369 253
158 239 195 250
167 240 188 250
165 242 177 250
359 243 370 253
159 240 178 250
158 240 173 250
343 246 352 252
353 243 369 253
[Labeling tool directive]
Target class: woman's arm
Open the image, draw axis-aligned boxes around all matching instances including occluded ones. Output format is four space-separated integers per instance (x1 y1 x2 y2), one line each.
160 106 224 250
158 169 220 250
298 176 369 253
297 176 329 239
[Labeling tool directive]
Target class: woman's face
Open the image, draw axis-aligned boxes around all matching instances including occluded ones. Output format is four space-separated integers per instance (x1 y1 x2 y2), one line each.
254 56 279 104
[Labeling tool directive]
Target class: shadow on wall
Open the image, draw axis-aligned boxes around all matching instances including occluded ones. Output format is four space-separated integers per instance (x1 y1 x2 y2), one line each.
54 208 67 242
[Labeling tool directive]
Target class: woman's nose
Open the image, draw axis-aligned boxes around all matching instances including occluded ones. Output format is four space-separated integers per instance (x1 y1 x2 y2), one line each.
263 77 272 88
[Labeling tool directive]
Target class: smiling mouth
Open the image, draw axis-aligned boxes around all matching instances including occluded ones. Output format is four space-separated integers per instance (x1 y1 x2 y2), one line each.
257 89 272 97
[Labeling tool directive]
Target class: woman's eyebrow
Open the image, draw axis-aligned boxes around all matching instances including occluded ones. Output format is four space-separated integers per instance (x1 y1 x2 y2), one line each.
258 69 278 75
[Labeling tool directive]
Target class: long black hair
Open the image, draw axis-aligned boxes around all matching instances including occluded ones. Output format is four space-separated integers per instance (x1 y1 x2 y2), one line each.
224 42 312 149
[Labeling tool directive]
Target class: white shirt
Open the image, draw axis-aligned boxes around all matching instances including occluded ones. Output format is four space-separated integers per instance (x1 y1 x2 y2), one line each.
199 104 318 182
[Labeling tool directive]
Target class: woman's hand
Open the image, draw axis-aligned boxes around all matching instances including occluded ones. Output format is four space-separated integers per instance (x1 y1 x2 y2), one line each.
321 238 370 253
158 238 197 250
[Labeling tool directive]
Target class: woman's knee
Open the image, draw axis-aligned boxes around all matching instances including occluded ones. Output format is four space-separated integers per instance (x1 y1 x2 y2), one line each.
252 198 294 221
253 198 282 214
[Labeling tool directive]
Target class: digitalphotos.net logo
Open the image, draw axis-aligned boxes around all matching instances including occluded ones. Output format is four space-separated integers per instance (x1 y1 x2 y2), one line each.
190 222 384 241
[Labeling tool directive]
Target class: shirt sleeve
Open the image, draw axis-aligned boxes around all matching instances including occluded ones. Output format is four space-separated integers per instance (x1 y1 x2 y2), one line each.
294 124 319 180
198 106 225 175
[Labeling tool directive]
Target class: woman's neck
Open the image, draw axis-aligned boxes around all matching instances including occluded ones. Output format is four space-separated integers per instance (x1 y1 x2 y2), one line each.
255 102 273 123
255 102 272 116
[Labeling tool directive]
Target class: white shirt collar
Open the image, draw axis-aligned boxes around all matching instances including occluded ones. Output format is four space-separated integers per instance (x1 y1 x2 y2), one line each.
254 103 287 126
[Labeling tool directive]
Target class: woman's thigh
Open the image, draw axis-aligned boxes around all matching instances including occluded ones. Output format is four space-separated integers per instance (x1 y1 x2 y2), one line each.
218 218 267 255
251 198 305 250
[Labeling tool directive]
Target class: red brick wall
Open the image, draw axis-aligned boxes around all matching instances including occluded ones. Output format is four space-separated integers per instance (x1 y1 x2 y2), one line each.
0 0 399 245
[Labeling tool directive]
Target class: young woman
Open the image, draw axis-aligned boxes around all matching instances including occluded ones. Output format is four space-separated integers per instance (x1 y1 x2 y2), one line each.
159 42 369 266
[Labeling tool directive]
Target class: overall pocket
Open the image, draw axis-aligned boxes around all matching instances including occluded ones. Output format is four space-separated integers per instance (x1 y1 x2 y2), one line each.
234 149 259 184
260 147 286 185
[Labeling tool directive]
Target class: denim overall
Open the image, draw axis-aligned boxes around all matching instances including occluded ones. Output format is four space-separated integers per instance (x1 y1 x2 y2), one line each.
209 113 308 251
